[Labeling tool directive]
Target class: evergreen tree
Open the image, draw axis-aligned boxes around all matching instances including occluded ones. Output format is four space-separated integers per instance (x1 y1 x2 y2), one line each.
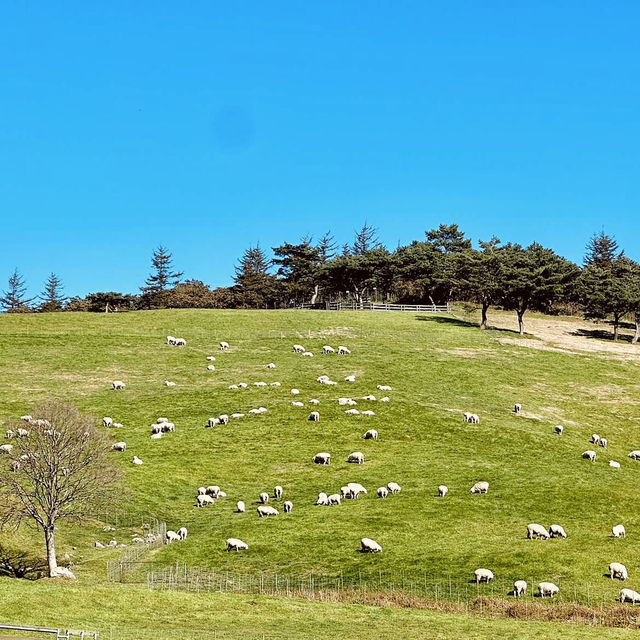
39 273 67 312
425 223 472 254
352 223 380 255
233 246 280 308
141 246 183 294
0 269 34 313
585 232 620 268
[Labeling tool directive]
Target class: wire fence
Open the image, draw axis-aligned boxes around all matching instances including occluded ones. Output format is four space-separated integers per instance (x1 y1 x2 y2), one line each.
106 520 166 582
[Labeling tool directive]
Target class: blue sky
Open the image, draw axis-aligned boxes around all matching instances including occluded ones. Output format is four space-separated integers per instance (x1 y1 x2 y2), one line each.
1 1 639 297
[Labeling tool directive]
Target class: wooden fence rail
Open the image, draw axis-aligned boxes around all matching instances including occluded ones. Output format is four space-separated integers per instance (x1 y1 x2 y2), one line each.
297 302 450 312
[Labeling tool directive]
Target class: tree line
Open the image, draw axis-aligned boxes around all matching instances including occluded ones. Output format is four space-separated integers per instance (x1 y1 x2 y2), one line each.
3 226 640 341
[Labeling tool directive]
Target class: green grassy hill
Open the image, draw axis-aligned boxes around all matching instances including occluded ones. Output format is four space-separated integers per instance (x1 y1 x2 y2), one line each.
1 309 639 637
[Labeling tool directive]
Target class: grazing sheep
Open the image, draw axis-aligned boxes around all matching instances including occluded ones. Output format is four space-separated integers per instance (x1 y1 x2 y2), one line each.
165 530 180 544
347 482 367 498
218 491 227 498
158 417 169 423
206 486 221 498
178 527 188 540
313 452 331 465
513 580 527 597
238 383 248 388
226 538 249 551
387 482 401 494
527 523 550 540
316 492 329 506
219 415 229 425
600 438 608 448
206 356 216 361
254 381 267 387
228 385 239 390
161 422 175 432
338 398 356 406
438 485 448 497
0 444 13 454
206 418 220 428
612 524 626 538
111 442 126 452
16 428 29 438
620 588 640 604
257 505 279 518
538 582 559 598
610 562 629 580
363 429 378 440
591 434 600 445
341 485 354 499
470 481 489 494
361 538 382 553
345 375 356 382
265 363 276 369
361 410 376 416
555 425 564 435
345 409 360 415
259 492 269 504
324 380 338 386
377 487 388 499
283 500 293 513
301 351 314 357
338 346 351 355
377 385 392 391
291 401 304 407
150 433 163 440
174 338 186 347
166 336 176 345
20 415 32 422
103 417 113 427
5 430 13 439
362 395 377 401
470 414 480 424
274 486 283 499
582 450 597 462
219 341 229 351
231 413 245 419
474 568 494 584
308 411 320 422
322 346 335 355
513 403 522 414
347 452 365 464
380 397 390 402
629 451 640 461
236 501 246 513
291 388 300 395
257 407 268 413
328 494 341 506
309 399 320 405
197 487 206 495
550 524 567 539
196 494 215 507
270 382 281 387
112 380 126 390
317 375 330 383
207 365 216 371
150 423 163 434
292 344 305 353
132 456 143 465
164 381 176 387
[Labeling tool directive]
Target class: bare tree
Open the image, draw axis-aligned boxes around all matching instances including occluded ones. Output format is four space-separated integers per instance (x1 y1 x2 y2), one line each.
0 401 123 578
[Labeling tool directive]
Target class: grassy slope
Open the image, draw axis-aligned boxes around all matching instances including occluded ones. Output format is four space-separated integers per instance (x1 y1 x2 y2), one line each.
1 309 640 635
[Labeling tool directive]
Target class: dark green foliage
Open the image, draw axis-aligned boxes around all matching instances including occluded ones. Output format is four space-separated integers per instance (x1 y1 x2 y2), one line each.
233 246 281 308
39 273 67 312
0 269 35 313
141 246 183 295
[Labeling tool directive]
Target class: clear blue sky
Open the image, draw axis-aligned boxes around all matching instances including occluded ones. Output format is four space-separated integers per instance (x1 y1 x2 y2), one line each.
1 1 639 297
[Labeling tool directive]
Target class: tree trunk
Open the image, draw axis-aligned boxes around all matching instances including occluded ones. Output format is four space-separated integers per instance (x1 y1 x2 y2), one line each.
517 308 525 335
613 314 620 341
310 284 319 306
44 525 58 576
633 312 640 345
480 302 489 330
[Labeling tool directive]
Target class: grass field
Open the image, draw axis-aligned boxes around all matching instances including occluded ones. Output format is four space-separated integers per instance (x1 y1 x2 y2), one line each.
1 309 640 637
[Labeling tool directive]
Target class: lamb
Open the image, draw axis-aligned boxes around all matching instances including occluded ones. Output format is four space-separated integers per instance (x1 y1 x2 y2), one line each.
513 403 522 414
174 337 186 347
206 418 220 428
132 456 144 465
196 494 215 507
164 381 176 387
379 397 390 402
361 410 376 416
112 381 126 390
377 487 388 498
291 401 304 407
207 365 216 371
178 527 188 540
537 582 559 597
111 442 126 452
338 346 351 355
360 538 382 553
236 501 246 513
620 588 640 604
387 482 401 494
377 385 392 391
549 524 567 539
257 505 279 517
582 450 597 462
322 346 335 355
345 375 356 382
274 486 283 499
165 530 180 544
362 395 376 401
438 485 448 497
610 562 628 580
474 568 494 584
628 451 640 460
341 486 353 499
591 434 600 445
103 417 113 427
600 438 608 448
527 523 550 540
513 580 527 597
308 411 320 422
301 351 314 357
265 363 276 369
206 486 221 498
226 538 249 551
328 494 341 505
555 425 564 435
612 524 626 538
345 409 360 415
219 341 230 351
313 452 331 465
347 452 365 464
283 501 293 513
259 492 269 504
470 481 489 494
316 492 329 506
292 344 306 353
363 429 378 440
291 388 300 395
197 487 206 495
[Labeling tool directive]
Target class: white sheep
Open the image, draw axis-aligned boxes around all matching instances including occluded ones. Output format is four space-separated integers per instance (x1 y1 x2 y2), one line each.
309 399 320 405
150 433 163 440
254 381 267 387
538 582 559 597
178 527 188 540
132 456 143 465
0 444 13 454
338 346 351 355
527 523 550 540
196 494 215 507
387 482 401 494
513 580 527 597
174 337 186 347
345 409 360 415
206 356 216 361
228 385 239 390
620 588 640 604
313 452 331 465
361 410 376 416
197 487 206 495
582 450 597 462
112 380 126 390
474 568 494 584
555 425 564 435
301 351 314 357
164 381 176 387
628 451 640 460
219 415 229 425
341 485 353 499
360 538 382 553
549 524 567 539
236 501 246 513
20 415 32 422
270 382 281 387
259 492 269 504
612 524 626 538
283 500 293 513
347 482 367 498
207 365 216 371
377 385 392 391
166 336 176 345
363 429 378 440
591 434 600 445
231 413 245 419
238 383 248 388
219 341 229 351
513 403 522 414
206 486 221 498
328 494 341 505
274 486 283 499
610 562 628 580
226 538 248 551
308 411 320 422
338 398 356 406
161 422 175 432
165 530 180 544
317 375 330 383
291 401 304 407
16 428 29 438
600 438 608 448
292 344 305 353
362 395 376 401
377 487 388 499
265 363 276 369
206 418 220 428
316 492 329 506
291 388 300 395
111 442 126 452
438 485 448 497
470 481 489 494
103 417 113 427
257 505 279 517
322 346 335 355
344 375 356 382
380 397 390 402
347 452 364 464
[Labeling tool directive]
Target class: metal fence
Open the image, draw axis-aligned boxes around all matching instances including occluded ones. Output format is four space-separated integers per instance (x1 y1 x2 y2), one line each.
107 520 166 583
0 623 97 639
297 302 450 313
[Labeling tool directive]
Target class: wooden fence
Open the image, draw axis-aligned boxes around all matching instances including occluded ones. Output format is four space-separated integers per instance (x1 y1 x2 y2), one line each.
297 302 451 312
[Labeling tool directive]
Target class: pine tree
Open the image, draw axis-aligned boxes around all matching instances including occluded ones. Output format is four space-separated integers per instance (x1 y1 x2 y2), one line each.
0 269 35 313
141 246 183 293
585 232 620 267
233 246 280 308
39 273 67 312
352 223 380 255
